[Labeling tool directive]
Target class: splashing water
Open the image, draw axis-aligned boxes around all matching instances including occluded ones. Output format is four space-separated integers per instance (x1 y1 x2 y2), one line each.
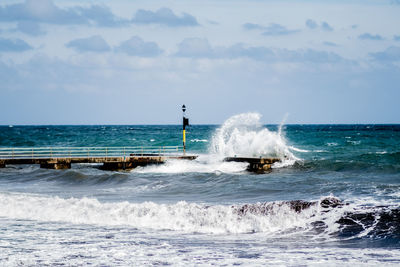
210 113 297 164
136 113 297 173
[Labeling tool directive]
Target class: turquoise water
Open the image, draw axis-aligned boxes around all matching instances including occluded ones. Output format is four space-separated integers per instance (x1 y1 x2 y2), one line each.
0 113 399 265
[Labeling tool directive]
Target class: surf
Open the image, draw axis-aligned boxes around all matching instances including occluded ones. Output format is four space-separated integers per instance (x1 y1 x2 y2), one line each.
136 112 298 173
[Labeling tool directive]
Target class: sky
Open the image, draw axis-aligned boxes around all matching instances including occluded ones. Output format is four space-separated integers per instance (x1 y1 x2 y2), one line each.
0 0 399 125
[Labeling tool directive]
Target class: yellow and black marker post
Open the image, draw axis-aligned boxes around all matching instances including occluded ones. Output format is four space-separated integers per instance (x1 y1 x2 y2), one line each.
182 104 189 155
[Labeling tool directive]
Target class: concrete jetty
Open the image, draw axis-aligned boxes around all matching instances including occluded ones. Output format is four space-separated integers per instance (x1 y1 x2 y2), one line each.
224 157 281 172
0 155 197 170
0 146 196 170
0 147 280 172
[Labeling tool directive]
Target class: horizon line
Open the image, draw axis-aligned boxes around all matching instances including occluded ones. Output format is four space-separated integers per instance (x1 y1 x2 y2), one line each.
1 123 400 127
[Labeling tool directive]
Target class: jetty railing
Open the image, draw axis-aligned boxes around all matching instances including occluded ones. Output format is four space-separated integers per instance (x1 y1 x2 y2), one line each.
0 146 183 159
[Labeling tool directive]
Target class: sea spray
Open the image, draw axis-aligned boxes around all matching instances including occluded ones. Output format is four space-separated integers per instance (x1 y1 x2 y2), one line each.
210 113 297 164
135 155 248 174
3 192 395 239
1 124 400 265
136 113 297 173
0 193 334 235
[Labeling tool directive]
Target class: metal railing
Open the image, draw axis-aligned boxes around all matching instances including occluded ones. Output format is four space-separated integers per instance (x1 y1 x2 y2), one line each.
0 146 183 159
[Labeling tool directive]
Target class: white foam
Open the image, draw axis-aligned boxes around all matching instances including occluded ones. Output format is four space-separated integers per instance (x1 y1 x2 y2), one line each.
289 146 309 153
347 140 361 145
0 193 337 235
209 112 298 164
134 154 248 174
190 139 208 142
136 113 298 173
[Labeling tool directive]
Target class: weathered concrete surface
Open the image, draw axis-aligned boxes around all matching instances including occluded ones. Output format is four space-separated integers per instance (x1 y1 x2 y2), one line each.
224 157 281 173
103 155 198 170
40 159 72 169
0 155 198 171
40 162 71 169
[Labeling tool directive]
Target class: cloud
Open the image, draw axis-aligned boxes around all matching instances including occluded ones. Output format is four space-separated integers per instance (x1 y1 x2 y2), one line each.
359 33 384 40
115 36 163 57
321 22 333 32
305 19 317 29
262 23 299 36
175 38 342 63
369 46 400 62
66 35 111 52
74 5 128 27
0 37 32 52
175 38 213 57
243 22 299 35
16 21 46 36
394 35 400 41
0 0 126 27
323 41 338 47
263 24 299 35
305 20 334 32
243 23 266 31
131 7 199 27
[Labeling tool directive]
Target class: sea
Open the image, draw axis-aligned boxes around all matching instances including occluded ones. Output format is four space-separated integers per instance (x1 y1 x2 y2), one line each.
0 113 399 266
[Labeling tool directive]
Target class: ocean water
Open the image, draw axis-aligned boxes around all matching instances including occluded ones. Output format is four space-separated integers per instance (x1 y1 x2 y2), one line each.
0 113 399 266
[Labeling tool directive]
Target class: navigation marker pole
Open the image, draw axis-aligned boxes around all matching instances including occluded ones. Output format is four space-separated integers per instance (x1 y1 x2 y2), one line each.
182 104 189 155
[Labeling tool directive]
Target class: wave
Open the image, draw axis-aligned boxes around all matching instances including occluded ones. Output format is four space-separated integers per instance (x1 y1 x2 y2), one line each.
136 113 299 173
298 151 400 172
209 113 296 160
0 193 398 241
190 139 208 143
288 146 309 153
134 155 249 174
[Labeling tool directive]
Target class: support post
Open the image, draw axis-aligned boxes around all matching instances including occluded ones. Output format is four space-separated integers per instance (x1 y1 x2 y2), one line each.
182 104 189 155
40 159 71 169
183 129 186 155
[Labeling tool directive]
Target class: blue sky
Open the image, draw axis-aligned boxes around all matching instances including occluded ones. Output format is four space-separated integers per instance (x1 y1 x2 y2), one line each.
0 0 399 124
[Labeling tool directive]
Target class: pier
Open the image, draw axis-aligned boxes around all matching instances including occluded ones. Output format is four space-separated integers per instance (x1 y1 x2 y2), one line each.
0 147 281 172
0 146 196 170
224 157 281 172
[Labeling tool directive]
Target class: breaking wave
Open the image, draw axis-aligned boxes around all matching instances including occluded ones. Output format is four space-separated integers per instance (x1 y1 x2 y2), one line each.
210 113 295 161
0 193 397 240
137 112 298 173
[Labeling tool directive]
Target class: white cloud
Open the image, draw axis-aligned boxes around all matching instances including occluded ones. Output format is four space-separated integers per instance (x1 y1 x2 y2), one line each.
175 38 342 63
115 36 163 57
0 37 32 52
321 22 333 32
305 19 317 29
0 0 127 27
243 22 299 36
16 21 46 36
359 33 384 40
370 46 400 62
132 7 199 27
66 35 111 53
